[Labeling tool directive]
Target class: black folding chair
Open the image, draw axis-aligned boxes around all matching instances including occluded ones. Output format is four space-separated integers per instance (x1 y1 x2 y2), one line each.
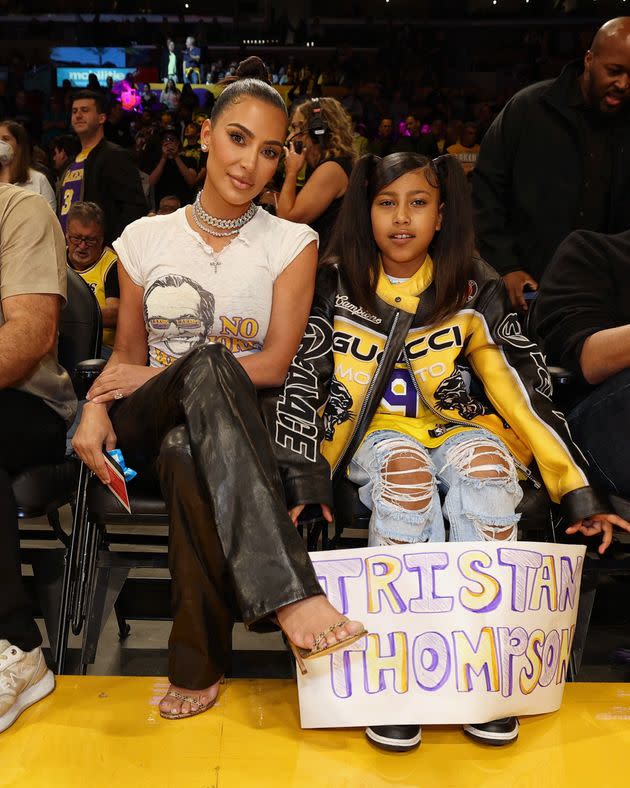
12 268 102 648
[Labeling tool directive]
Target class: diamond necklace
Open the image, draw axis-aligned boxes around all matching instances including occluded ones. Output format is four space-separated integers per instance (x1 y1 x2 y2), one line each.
192 191 256 237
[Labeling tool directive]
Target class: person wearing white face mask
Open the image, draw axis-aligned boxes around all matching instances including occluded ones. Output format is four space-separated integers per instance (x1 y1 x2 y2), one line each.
0 121 56 213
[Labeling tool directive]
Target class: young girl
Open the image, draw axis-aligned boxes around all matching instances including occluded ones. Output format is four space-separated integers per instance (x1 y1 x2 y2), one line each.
270 151 630 751
72 61 365 722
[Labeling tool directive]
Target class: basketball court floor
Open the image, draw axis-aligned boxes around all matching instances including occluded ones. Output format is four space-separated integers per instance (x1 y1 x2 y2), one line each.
1 678 628 787
6 515 628 787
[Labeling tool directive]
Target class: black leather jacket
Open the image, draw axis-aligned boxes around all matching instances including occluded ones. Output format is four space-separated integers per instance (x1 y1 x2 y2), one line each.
473 61 630 280
265 260 610 525
57 138 148 244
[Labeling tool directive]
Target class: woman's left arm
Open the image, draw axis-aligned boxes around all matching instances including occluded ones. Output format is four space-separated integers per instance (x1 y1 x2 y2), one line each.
277 160 348 225
238 240 318 388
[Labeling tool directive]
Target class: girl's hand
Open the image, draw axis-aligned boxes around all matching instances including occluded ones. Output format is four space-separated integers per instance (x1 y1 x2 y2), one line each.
566 513 630 554
288 504 333 527
86 364 161 404
283 139 306 176
71 403 117 484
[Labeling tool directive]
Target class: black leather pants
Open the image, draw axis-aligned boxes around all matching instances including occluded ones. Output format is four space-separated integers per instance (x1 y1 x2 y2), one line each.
109 344 323 688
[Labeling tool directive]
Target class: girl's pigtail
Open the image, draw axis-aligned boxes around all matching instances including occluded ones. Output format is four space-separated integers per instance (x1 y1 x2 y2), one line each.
428 154 475 325
323 154 381 311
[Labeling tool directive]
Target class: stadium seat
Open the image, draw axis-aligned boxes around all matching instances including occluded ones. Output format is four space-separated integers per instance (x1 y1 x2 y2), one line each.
12 268 102 650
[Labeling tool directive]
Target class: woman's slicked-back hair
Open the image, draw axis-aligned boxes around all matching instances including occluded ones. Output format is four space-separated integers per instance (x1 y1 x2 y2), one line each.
211 56 287 123
324 152 475 325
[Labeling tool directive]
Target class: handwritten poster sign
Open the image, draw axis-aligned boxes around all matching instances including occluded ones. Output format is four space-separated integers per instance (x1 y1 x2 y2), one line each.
298 541 585 728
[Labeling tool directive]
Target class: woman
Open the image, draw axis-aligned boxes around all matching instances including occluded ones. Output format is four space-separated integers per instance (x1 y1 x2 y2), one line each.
159 79 181 112
276 96 356 255
141 83 155 111
179 82 200 114
0 121 56 212
72 61 365 721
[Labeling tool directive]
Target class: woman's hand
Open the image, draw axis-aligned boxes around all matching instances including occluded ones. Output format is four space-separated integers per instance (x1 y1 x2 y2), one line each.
288 503 333 528
72 403 117 484
283 139 306 177
86 364 161 404
566 513 630 554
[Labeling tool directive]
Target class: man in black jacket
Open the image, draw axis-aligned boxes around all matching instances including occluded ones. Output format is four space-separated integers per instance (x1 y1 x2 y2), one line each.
58 90 147 244
533 228 630 500
473 17 630 311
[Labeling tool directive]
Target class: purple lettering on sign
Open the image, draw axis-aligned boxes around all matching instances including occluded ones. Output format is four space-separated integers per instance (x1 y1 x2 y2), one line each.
312 557 364 615
412 631 451 691
364 632 409 695
458 550 502 613
366 555 407 614
558 555 582 612
404 552 454 613
452 628 500 693
496 626 528 698
539 629 560 687
330 637 368 699
527 555 559 612
497 548 543 612
555 626 574 685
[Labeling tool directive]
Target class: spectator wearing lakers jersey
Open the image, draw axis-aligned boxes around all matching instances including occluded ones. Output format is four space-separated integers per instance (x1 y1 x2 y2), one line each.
447 122 480 177
58 90 147 243
65 202 119 354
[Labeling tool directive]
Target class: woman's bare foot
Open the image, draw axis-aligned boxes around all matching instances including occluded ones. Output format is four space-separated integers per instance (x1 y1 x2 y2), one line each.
159 680 221 718
276 595 365 653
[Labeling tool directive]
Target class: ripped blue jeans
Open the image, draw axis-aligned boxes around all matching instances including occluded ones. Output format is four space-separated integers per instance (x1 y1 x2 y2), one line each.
347 428 523 545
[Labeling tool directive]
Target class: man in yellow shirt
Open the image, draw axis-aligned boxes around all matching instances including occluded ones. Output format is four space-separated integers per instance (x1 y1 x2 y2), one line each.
65 202 119 355
447 122 480 176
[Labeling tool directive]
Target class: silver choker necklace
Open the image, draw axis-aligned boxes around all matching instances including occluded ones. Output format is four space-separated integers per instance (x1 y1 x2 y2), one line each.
192 192 256 236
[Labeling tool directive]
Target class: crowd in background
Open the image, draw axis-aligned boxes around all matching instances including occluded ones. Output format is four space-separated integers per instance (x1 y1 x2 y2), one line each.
2 8 630 744
0 57 496 217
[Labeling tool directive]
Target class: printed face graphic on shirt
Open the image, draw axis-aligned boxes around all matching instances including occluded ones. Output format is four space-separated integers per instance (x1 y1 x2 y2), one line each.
144 275 215 359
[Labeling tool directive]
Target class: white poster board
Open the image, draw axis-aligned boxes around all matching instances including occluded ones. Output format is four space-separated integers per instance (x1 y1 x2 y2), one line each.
297 541 585 728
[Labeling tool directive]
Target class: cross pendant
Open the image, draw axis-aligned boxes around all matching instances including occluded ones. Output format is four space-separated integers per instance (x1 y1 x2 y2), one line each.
209 256 221 274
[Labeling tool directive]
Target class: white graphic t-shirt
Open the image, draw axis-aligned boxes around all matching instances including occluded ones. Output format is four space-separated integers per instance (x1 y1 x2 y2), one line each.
113 206 318 368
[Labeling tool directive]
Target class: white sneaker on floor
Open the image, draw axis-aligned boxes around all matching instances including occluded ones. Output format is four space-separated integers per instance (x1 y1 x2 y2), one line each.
0 640 55 733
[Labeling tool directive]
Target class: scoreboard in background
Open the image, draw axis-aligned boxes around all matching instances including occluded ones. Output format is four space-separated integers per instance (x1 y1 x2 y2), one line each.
50 47 126 67
56 67 129 87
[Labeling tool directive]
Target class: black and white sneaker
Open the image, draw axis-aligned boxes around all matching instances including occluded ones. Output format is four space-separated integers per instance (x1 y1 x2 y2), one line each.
463 717 519 746
365 725 422 752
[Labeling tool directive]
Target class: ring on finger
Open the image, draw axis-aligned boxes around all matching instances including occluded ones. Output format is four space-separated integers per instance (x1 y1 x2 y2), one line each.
114 389 124 400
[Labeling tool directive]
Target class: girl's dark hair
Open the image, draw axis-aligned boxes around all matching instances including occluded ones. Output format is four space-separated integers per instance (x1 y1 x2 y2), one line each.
211 57 287 122
0 119 31 185
324 152 475 325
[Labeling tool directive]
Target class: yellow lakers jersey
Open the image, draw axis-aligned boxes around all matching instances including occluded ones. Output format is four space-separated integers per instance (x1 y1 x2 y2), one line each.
72 247 118 348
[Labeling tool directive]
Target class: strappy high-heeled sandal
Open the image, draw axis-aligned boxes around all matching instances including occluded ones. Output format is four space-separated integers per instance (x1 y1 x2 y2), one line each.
286 619 368 675
159 688 218 720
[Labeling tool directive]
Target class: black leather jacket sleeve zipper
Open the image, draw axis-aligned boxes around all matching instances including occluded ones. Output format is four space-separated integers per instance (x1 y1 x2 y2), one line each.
332 310 402 478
